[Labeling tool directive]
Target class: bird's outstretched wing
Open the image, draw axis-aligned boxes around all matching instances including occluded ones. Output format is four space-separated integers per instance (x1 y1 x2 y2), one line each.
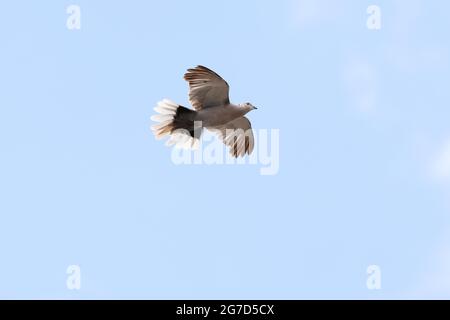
210 117 255 158
184 65 230 110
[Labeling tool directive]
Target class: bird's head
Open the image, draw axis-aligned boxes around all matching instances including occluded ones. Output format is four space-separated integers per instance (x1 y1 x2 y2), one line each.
240 102 258 112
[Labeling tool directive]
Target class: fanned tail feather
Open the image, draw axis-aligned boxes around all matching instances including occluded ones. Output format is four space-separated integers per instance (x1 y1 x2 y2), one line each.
151 99 201 149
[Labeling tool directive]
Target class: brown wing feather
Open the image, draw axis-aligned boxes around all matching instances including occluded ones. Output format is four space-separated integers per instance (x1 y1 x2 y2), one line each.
184 65 230 110
211 117 255 158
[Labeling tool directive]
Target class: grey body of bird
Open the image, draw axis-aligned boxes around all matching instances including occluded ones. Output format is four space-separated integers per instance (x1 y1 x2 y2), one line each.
194 103 248 127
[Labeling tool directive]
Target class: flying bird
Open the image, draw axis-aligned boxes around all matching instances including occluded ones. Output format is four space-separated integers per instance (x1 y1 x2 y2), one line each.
151 66 257 157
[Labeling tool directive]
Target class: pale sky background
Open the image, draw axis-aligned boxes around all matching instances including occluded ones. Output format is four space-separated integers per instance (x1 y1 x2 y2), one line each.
1 0 450 299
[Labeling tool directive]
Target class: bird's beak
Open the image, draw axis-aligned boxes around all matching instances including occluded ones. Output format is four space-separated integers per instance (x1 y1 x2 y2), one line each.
253 106 258 110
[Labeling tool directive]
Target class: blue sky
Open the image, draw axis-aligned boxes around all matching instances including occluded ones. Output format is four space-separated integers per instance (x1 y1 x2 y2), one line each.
1 0 450 299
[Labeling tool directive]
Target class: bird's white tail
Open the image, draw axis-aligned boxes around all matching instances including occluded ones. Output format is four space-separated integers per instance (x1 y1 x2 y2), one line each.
151 99 200 149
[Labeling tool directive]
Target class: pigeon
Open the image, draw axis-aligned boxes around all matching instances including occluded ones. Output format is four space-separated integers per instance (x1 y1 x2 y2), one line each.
151 66 257 157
